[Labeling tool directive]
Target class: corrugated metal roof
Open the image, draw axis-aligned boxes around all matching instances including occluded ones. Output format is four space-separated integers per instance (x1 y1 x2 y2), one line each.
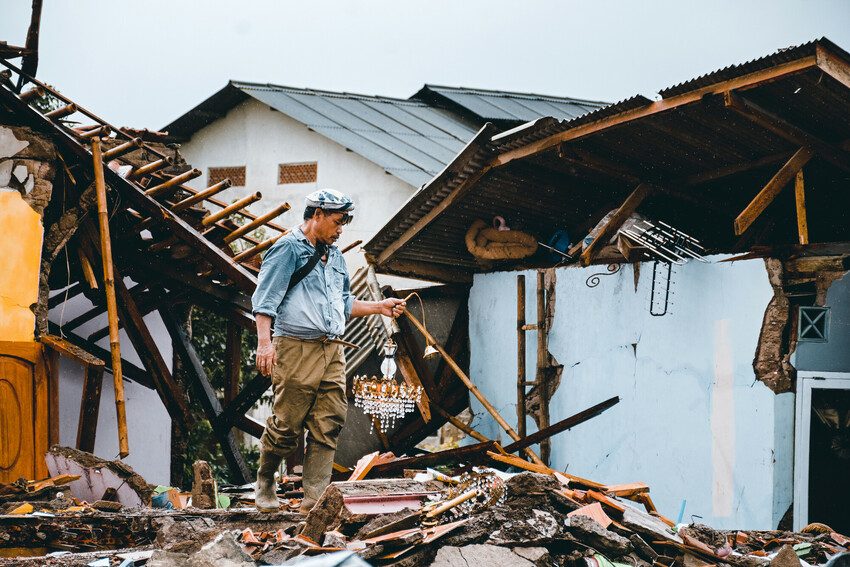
232 81 480 187
658 37 849 99
417 85 609 123
365 37 850 281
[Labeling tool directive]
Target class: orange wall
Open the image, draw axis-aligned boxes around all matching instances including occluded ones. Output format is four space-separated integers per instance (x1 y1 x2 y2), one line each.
0 191 43 341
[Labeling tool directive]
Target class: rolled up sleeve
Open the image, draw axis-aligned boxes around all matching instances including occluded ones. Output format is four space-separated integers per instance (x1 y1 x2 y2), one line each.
251 240 296 318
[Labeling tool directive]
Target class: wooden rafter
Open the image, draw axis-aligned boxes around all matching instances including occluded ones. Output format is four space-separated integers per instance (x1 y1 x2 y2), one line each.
723 91 850 173
734 147 813 235
795 169 809 245
816 43 850 90
111 272 193 429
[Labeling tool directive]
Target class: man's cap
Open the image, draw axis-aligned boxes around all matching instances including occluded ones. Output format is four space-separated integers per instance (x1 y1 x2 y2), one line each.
305 189 355 212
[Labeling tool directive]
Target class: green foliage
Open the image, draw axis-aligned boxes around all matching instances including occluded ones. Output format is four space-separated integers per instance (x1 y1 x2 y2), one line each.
176 306 267 486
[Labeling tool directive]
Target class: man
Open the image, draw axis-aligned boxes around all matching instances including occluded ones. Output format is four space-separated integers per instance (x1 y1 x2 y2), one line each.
251 189 405 514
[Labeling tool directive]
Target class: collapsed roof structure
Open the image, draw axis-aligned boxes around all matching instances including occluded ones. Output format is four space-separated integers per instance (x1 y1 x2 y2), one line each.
365 38 850 282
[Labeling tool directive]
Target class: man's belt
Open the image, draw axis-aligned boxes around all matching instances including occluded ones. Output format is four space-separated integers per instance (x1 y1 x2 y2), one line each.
281 335 360 350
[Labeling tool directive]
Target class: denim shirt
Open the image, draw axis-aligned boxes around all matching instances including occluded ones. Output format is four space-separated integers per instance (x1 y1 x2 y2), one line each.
251 226 355 339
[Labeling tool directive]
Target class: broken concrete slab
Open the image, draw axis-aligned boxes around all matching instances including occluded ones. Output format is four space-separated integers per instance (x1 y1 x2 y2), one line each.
512 545 552 566
45 446 152 507
620 505 682 545
431 544 536 567
566 513 632 557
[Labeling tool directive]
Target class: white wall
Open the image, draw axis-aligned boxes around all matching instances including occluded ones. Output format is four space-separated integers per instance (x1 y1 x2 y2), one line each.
178 98 417 272
468 257 794 529
53 293 173 485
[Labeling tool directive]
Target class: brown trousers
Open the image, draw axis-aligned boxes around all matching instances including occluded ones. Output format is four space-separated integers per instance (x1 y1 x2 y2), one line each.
260 336 347 503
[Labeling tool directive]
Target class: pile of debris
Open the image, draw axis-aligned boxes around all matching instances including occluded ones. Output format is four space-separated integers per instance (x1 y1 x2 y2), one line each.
1 446 848 566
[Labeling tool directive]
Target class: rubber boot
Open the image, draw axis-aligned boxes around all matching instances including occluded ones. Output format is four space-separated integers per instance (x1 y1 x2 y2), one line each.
300 442 335 514
255 450 283 512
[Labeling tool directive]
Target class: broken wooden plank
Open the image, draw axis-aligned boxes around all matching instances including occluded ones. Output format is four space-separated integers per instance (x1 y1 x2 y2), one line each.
502 396 620 455
795 169 809 245
734 146 813 235
487 450 553 474
368 441 501 477
76 363 104 453
348 451 397 481
580 183 652 266
605 482 650 498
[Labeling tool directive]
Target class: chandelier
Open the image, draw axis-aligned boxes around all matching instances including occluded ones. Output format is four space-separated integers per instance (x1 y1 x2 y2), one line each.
353 338 423 433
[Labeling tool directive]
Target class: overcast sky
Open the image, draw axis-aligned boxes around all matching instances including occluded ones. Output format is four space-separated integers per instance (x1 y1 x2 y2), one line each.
2 1 849 129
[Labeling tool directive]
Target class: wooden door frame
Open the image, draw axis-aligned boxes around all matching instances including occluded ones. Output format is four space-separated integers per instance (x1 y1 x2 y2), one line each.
793 371 850 530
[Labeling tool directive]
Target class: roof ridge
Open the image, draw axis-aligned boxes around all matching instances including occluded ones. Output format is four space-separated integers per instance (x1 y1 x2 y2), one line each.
421 83 609 106
230 80 427 105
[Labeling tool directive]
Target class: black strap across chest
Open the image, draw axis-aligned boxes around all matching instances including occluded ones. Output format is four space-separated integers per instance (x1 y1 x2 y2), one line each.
286 243 327 294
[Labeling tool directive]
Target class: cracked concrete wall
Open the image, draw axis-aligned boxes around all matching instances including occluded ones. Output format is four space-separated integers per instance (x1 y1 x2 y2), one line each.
468 256 794 529
0 126 56 341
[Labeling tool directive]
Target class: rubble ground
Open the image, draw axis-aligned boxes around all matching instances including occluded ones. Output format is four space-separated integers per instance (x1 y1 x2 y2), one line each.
1 448 848 567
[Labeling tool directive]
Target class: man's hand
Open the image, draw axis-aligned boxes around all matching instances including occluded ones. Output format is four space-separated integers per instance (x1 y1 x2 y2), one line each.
378 298 406 318
256 340 274 377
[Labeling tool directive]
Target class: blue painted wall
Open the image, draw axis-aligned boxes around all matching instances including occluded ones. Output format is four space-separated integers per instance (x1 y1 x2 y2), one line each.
467 257 794 529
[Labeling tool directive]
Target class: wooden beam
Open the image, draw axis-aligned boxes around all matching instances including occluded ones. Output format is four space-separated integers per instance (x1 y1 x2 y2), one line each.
516 274 527 440
380 259 473 284
395 346 432 423
402 308 545 466
724 91 850 173
493 55 818 167
39 334 104 368
76 363 104 453
734 147 813 235
580 183 652 266
91 137 129 458
502 396 620 455
110 268 193 429
46 321 150 386
160 309 251 484
213 372 271 433
795 169 809 245
672 151 793 187
224 322 242 404
816 43 850 90
48 282 84 308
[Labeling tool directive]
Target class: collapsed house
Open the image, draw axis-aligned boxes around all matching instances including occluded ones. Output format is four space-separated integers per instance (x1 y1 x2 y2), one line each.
364 38 850 532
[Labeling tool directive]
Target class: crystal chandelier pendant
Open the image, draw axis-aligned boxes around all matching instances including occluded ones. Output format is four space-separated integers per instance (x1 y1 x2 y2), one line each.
353 338 423 434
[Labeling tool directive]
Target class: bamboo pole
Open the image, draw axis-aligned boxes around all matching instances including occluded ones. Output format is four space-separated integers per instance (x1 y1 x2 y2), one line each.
91 137 129 458
130 156 174 179
144 168 201 197
222 203 290 244
201 192 262 226
101 137 142 160
170 178 231 211
232 233 283 262
402 308 545 465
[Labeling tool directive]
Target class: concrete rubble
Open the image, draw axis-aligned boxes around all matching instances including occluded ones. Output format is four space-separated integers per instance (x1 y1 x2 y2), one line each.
1 448 848 566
